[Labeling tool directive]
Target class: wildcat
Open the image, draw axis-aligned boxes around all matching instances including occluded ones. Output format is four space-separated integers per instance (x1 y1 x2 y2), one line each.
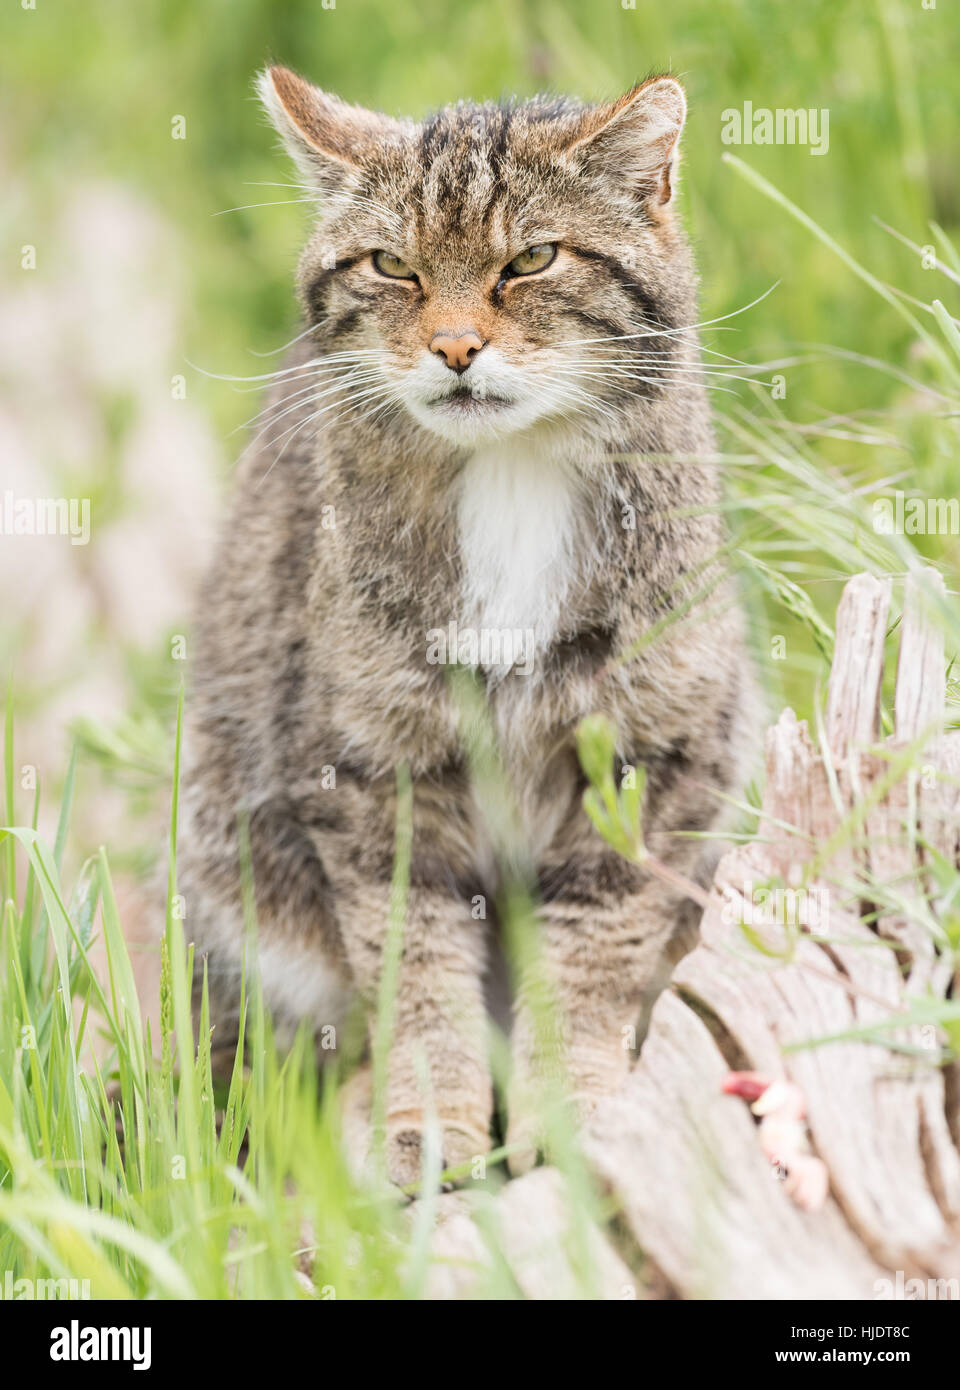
179 65 760 1185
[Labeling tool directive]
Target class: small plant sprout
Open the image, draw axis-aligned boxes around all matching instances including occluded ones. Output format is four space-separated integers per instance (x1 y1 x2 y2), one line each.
576 713 709 909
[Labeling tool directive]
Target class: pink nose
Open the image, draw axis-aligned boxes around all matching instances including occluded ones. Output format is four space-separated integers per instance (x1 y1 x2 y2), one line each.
430 331 485 373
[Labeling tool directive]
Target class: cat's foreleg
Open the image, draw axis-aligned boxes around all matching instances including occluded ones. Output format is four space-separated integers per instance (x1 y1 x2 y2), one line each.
505 860 693 1174
334 874 493 1188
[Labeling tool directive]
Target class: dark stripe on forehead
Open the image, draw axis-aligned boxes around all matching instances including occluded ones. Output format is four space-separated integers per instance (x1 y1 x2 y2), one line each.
433 158 456 210
488 104 513 170
479 106 513 232
408 174 426 237
418 112 448 164
480 186 504 235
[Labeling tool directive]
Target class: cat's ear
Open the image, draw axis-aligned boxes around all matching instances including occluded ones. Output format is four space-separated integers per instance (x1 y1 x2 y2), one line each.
257 65 403 193
563 77 687 207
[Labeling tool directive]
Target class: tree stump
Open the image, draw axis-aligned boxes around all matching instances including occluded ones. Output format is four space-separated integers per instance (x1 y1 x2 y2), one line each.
419 569 960 1298
583 568 960 1298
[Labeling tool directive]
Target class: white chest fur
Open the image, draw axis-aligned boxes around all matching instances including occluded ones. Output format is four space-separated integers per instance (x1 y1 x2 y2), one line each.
456 440 583 662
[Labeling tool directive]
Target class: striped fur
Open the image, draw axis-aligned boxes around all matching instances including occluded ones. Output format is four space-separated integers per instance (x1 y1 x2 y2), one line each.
180 68 761 1183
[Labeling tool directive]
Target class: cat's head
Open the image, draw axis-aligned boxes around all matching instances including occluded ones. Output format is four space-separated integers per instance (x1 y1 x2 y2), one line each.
259 66 695 447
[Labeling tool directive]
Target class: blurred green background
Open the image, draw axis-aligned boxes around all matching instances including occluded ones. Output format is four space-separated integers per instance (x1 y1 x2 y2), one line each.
6 0 954 402
1 0 959 850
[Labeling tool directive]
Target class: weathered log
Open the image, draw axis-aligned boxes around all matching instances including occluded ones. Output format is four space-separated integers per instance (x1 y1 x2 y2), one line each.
584 567 960 1297
424 1169 638 1300
340 1066 639 1299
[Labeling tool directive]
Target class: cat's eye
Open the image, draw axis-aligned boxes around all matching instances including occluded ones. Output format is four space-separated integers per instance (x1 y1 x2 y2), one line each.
372 250 417 280
505 243 558 277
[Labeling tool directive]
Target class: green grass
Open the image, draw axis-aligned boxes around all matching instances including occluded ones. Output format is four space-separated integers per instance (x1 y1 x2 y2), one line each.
0 682 619 1299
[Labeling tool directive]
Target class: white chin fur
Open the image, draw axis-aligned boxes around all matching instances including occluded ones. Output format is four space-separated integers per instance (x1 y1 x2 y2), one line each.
397 347 563 444
405 394 547 444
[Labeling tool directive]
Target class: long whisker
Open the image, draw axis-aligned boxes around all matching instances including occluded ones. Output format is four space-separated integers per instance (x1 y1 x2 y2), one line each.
242 180 319 192
552 282 780 350
240 372 391 458
248 321 319 358
242 363 383 414
236 368 385 436
213 197 322 216
558 347 770 370
321 391 404 437
253 382 398 490
225 356 385 394
548 358 776 384
545 366 744 396
253 412 324 492
335 192 406 225
535 376 621 430
186 350 382 385
239 183 408 237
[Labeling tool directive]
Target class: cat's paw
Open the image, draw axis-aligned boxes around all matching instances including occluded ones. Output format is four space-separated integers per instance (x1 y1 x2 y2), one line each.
385 1112 491 1191
503 1072 559 1175
504 1108 543 1177
505 1051 624 1175
506 1089 611 1175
